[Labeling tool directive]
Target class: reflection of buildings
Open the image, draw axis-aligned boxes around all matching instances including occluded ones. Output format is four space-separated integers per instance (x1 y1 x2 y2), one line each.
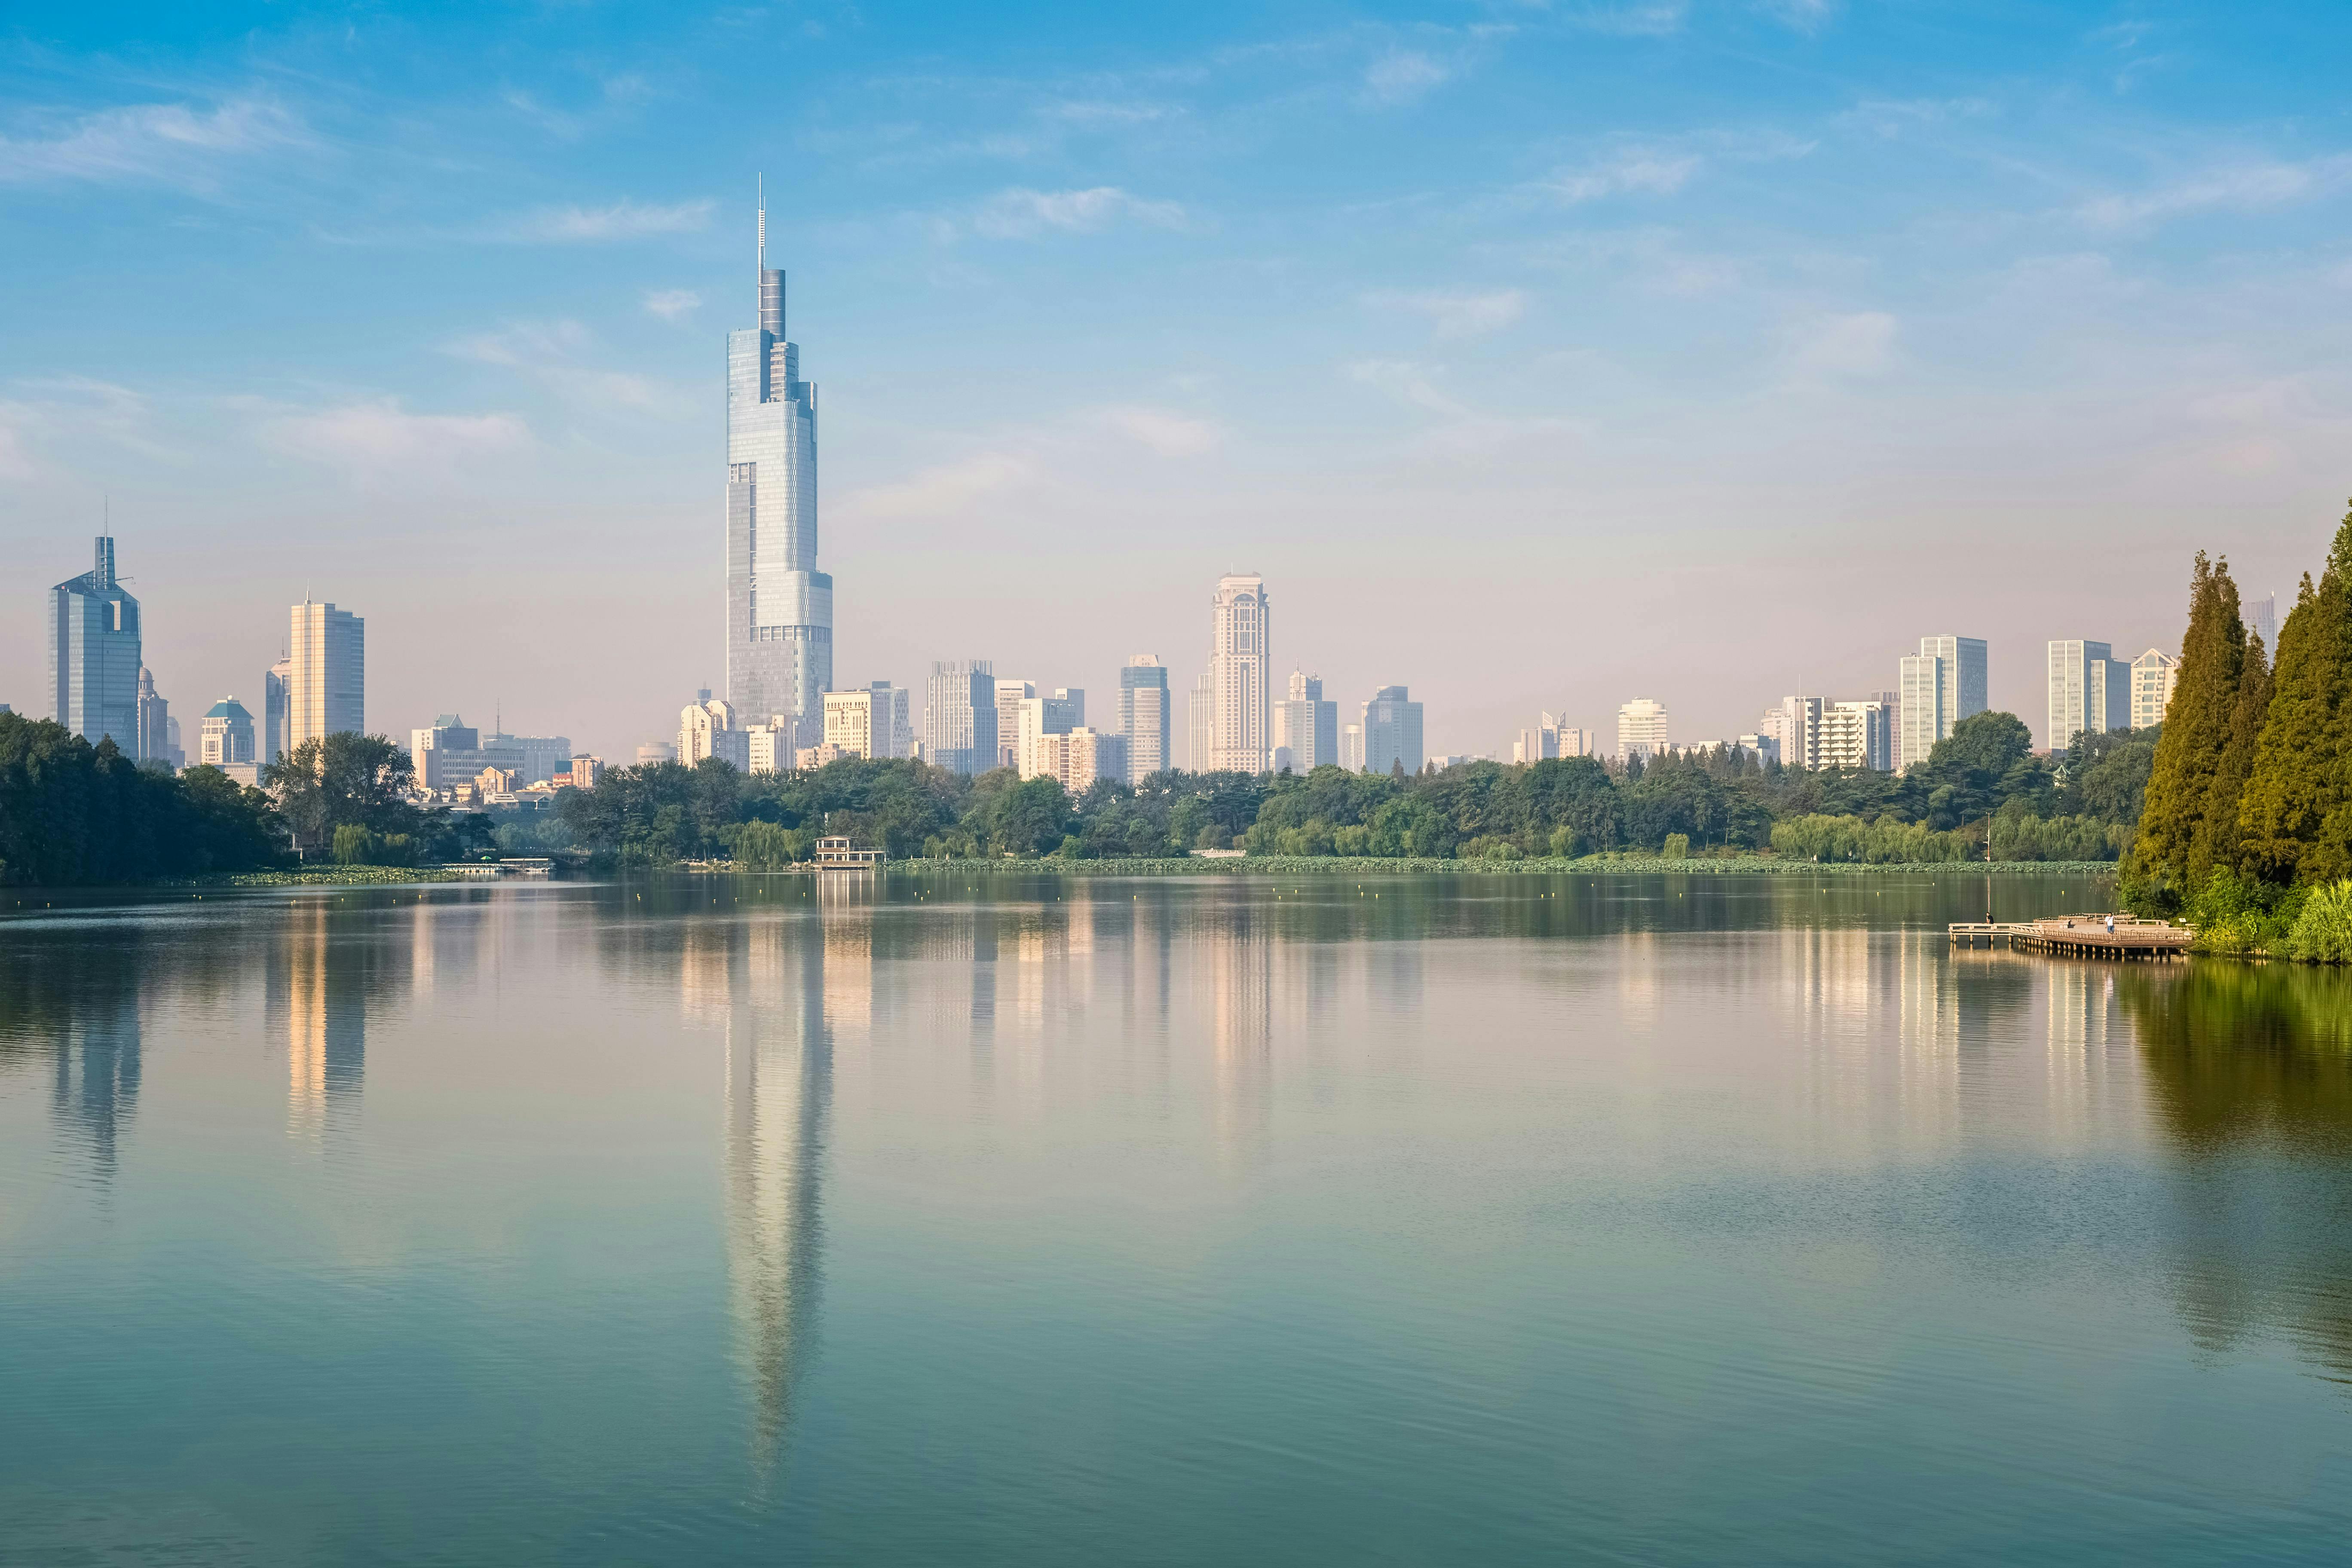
49 980 142 1179
276 901 366 1138
699 903 836 1475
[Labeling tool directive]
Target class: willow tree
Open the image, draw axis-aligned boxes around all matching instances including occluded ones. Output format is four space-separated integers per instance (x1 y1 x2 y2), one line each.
2131 552 2244 894
2241 504 2352 885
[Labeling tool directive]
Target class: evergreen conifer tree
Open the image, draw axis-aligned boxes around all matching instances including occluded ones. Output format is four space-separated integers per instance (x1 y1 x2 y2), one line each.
2130 552 2241 893
2202 625 2269 879
2241 502 2352 883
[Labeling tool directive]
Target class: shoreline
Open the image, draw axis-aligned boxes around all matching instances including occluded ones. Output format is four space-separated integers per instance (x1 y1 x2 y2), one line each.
876 855 2122 878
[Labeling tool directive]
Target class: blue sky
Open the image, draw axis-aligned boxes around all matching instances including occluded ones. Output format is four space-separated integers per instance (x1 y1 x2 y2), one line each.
5 1 2351 757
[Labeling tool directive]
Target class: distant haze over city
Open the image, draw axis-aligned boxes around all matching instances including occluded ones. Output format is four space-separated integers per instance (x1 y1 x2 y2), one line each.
4 4 2347 760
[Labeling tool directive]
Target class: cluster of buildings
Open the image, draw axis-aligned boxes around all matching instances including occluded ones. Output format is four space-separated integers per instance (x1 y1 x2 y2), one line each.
34 205 2244 806
38 532 598 808
1562 619 2239 779
673 213 1430 792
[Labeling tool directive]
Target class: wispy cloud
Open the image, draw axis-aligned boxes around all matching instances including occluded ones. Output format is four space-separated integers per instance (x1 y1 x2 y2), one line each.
1095 406 1220 456
1363 50 1453 107
1838 97 1996 139
2077 156 2352 230
972 186 1188 239
495 198 714 242
1757 0 1838 34
254 399 531 476
1787 311 1897 380
1569 2 1689 36
1366 289 1527 341
1543 147 1703 203
0 96 308 187
444 320 678 414
840 452 1036 519
1347 359 1584 456
643 289 702 320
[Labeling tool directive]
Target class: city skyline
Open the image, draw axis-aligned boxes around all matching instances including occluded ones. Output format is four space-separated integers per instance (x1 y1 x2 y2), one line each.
3 5 2346 756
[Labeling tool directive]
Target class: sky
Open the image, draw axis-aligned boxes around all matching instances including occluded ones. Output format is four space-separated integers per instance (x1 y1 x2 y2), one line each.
4 1 2351 760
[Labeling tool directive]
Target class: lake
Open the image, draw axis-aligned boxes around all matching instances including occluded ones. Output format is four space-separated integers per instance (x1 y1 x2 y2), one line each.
4 870 2351 1564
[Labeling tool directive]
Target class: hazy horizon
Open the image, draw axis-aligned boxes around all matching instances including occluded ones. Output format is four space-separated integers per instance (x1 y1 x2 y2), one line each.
6 2 2349 761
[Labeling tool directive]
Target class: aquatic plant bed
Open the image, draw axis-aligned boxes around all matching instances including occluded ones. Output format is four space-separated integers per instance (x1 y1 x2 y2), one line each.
174 867 465 887
885 857 2122 878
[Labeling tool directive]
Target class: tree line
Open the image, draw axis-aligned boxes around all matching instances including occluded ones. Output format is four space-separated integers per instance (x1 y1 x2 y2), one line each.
2126 502 2352 960
552 704 2155 868
0 720 494 885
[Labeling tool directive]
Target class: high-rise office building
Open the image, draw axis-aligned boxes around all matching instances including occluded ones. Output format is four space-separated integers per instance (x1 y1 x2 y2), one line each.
1189 670 1215 772
1031 727 1129 794
1274 669 1337 773
47 536 141 754
1119 655 1170 781
1896 655 1941 772
1915 636 1986 738
993 679 1035 771
924 659 996 773
263 653 291 764
1207 573 1270 773
2248 593 2278 657
287 601 364 757
1364 686 1425 775
2130 649 2179 731
135 668 172 768
726 193 832 750
1617 698 1669 763
1015 689 1084 778
1341 722 1365 772
200 698 257 770
2047 640 2129 752
1817 699 1894 771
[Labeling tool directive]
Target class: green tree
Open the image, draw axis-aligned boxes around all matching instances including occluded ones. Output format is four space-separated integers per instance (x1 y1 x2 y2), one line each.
2132 552 2245 894
2242 503 2352 884
1908 711 2035 829
265 732 420 854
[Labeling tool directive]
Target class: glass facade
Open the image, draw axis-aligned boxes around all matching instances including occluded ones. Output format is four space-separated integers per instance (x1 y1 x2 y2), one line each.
48 536 142 754
1118 656 1170 781
727 249 832 748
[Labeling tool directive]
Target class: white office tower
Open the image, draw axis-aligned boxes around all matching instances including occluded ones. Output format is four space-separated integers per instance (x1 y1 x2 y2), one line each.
1188 671 1215 772
2047 640 2130 751
1207 573 1270 773
1557 727 1596 758
726 193 831 751
992 680 1035 770
1361 687 1424 775
1817 699 1894 771
1617 698 1669 763
1015 690 1084 778
1341 722 1366 772
1773 695 1823 770
1119 655 1170 781
287 601 363 756
924 660 995 773
1896 655 1942 772
1914 636 1986 741
867 681 913 758
2248 593 2278 656
680 689 747 768
264 653 291 764
1274 669 1337 772
2130 649 2179 731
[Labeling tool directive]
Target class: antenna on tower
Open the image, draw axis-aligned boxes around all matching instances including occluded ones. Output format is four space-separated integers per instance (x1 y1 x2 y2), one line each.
757 174 766 270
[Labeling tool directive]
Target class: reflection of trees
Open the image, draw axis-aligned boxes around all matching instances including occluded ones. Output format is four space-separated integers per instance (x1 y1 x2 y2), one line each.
2119 962 2352 1382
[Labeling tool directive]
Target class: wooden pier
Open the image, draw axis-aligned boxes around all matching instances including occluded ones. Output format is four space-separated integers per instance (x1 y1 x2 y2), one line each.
1948 915 2192 961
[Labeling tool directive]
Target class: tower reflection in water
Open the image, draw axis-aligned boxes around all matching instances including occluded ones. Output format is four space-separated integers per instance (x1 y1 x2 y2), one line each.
683 880 846 1476
268 897 380 1142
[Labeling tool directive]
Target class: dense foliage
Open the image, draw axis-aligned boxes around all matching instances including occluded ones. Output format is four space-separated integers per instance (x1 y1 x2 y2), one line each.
0 713 285 883
2129 502 2352 960
557 710 2149 870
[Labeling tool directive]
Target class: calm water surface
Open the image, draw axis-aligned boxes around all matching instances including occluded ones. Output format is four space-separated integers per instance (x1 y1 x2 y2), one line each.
4 870 2351 1564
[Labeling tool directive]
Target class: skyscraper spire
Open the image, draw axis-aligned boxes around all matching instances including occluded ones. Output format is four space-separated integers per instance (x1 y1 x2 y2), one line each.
757 174 766 271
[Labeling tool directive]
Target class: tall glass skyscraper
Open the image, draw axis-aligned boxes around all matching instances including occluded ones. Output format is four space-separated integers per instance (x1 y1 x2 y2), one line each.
48 536 142 754
726 195 831 747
